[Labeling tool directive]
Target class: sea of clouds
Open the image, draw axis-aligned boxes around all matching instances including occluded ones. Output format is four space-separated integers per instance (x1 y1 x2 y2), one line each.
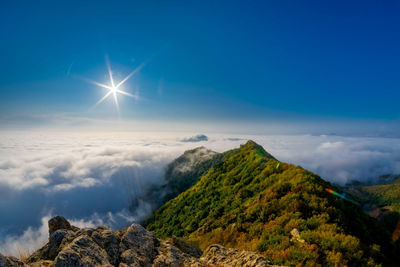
0 131 399 256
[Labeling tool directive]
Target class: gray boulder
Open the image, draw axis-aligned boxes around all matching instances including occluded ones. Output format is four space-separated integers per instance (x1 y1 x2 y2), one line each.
54 236 112 267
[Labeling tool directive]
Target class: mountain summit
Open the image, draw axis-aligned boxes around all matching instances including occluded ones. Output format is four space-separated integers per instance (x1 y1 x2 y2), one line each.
146 141 398 266
239 140 275 159
160 140 275 204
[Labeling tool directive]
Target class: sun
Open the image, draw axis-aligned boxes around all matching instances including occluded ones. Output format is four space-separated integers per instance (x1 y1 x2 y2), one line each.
84 56 145 113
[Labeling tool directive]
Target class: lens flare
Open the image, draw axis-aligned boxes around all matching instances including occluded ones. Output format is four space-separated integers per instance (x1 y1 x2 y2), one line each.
325 188 343 198
325 188 359 205
85 56 142 113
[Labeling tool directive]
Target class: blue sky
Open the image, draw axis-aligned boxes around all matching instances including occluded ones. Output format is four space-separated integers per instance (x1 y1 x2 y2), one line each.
0 0 399 135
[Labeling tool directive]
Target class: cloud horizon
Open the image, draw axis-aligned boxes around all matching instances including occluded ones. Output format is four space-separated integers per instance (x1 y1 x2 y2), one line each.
0 131 399 256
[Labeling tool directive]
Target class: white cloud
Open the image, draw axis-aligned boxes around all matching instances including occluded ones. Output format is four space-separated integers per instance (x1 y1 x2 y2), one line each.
0 216 50 257
0 214 104 258
239 135 400 184
181 134 208 142
0 131 399 256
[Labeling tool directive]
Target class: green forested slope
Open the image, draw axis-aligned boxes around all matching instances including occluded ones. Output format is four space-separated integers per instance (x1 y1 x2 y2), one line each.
342 175 400 242
146 141 398 266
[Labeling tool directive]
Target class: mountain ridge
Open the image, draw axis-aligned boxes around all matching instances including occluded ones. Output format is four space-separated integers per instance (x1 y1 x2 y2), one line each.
145 140 398 266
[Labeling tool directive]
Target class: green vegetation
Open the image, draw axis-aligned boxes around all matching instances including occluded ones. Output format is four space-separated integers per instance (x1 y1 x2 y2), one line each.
363 183 400 212
342 176 400 243
161 145 249 203
146 141 398 266
162 147 220 202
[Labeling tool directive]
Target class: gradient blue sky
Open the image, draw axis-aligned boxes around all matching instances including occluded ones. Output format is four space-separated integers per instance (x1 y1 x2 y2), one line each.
0 0 399 135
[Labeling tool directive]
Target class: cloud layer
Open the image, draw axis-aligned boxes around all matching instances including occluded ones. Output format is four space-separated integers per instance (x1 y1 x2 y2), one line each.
0 131 399 256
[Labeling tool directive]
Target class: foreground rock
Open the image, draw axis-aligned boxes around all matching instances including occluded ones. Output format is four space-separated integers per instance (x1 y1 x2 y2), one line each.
0 255 25 267
201 245 276 267
1 216 277 267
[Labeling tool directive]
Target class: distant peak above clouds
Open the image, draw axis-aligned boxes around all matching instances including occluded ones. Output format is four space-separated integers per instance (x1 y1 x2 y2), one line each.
180 134 208 143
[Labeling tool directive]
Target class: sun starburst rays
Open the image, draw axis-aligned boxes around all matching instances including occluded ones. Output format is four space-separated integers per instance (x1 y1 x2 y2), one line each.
94 91 113 107
88 57 142 113
115 61 146 89
105 56 115 88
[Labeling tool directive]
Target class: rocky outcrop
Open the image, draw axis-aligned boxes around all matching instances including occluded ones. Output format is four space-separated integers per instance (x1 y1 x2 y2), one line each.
201 245 278 267
48 216 78 236
289 228 305 244
2 216 278 267
167 236 203 258
0 254 26 267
